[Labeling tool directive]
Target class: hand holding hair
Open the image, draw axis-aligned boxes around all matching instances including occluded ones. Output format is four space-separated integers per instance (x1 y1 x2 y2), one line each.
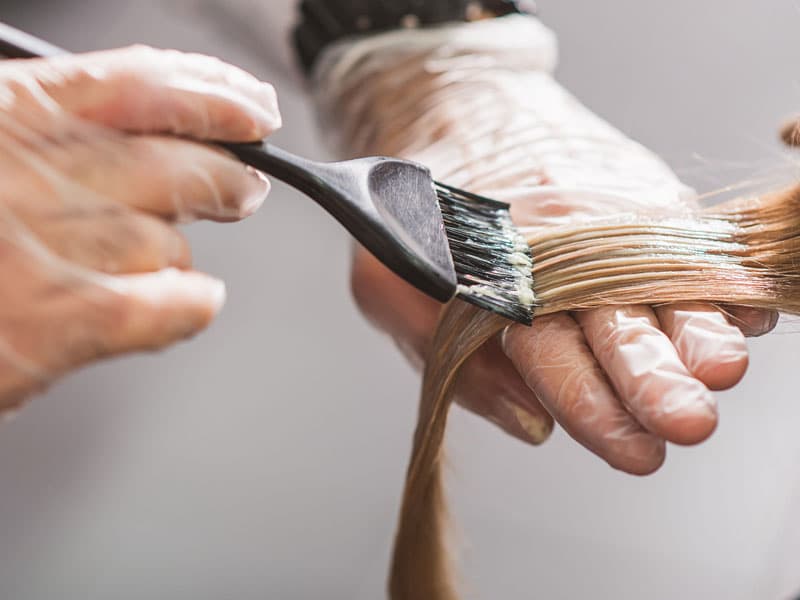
0 46 280 412
322 15 776 475
310 13 798 599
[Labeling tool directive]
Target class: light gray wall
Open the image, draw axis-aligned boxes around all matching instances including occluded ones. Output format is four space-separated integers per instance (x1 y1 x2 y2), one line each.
0 1 799 599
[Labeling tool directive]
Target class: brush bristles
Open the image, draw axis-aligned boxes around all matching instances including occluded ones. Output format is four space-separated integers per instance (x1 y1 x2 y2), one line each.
435 182 534 325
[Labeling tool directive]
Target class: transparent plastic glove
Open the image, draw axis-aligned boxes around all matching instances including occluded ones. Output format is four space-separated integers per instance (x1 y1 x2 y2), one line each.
338 16 778 474
488 78 777 473
351 103 778 473
0 46 281 414
353 181 778 474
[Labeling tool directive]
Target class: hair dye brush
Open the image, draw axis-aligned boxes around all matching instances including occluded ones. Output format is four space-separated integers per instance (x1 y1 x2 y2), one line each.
0 22 534 325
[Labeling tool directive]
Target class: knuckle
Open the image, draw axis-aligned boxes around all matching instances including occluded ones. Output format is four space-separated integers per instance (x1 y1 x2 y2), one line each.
71 334 112 364
107 285 203 354
130 218 188 269
556 364 605 418
97 291 133 336
601 326 631 352
96 290 163 352
512 357 544 398
118 44 161 61
127 135 161 161
61 309 115 363
598 316 652 356
162 227 191 268
182 50 220 64
178 51 228 76
125 213 158 243
97 206 188 271
106 46 170 90
99 214 151 270
522 316 577 365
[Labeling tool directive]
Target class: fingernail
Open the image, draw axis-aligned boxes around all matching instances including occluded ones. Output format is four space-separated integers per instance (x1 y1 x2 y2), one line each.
761 311 780 335
204 277 227 313
168 276 226 341
733 308 779 337
150 269 227 314
245 83 281 138
505 400 551 444
256 82 282 129
499 325 513 355
240 166 270 217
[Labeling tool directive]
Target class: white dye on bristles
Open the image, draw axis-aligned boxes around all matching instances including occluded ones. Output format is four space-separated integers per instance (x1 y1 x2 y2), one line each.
435 182 534 324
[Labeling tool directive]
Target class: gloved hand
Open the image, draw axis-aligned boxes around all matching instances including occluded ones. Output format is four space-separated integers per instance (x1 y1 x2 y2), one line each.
318 14 778 475
0 46 280 414
353 196 777 475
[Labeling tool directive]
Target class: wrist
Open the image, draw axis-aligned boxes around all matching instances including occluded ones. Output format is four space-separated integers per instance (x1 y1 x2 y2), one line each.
309 14 558 159
293 0 538 75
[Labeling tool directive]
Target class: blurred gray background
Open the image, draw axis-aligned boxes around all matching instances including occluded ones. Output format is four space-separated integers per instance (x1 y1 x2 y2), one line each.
1 1 799 598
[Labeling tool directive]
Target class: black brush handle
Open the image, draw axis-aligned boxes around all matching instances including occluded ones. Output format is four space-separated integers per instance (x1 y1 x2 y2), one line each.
216 140 460 304
221 141 335 204
0 22 461 306
219 141 387 244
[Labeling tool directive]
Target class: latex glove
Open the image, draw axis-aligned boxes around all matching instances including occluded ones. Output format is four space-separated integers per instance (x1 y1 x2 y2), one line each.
350 87 778 477
353 211 777 474
0 46 281 414
321 14 777 474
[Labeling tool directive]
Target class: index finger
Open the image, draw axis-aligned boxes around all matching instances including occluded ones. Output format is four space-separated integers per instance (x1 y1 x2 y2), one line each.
503 313 666 475
575 306 718 446
16 46 281 141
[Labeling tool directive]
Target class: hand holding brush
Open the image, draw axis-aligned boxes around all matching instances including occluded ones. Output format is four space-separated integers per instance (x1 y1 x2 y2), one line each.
0 43 280 412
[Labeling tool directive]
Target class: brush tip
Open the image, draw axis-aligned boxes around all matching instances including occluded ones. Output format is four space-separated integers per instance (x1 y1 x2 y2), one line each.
436 182 534 325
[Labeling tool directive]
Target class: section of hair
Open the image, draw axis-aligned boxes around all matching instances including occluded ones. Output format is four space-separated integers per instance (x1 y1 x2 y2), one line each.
528 186 800 316
390 303 507 600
